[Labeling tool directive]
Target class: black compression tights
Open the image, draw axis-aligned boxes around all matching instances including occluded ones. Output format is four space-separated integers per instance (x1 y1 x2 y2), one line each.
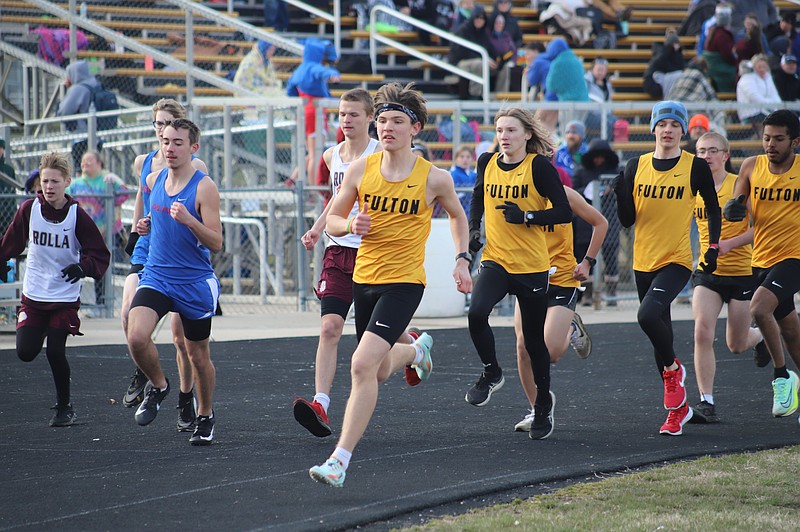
468 266 550 403
634 264 692 372
17 326 71 405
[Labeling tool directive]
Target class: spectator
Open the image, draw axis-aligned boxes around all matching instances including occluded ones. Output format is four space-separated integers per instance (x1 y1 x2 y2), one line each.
448 6 500 100
772 53 800 102
55 60 104 173
667 56 718 103
450 144 477 216
25 169 41 195
729 0 777 36
733 13 769 71
683 113 710 154
286 38 340 183
538 1 594 47
523 42 546 98
554 120 588 179
263 0 289 31
66 150 129 308
543 40 589 133
0 138 16 233
702 4 737 92
489 0 523 48
487 13 517 94
644 30 686 99
233 40 283 97
680 0 718 39
452 0 474 31
571 138 620 306
584 57 617 139
396 0 438 43
736 54 782 138
768 11 800 59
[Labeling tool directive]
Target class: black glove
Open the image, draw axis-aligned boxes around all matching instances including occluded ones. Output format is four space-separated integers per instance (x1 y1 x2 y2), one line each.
611 172 626 195
61 263 85 284
495 201 525 224
469 228 483 254
698 246 718 274
0 261 8 283
723 194 747 222
125 232 140 257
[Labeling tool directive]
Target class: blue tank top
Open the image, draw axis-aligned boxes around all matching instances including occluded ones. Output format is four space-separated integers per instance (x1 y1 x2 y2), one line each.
146 168 213 283
130 150 157 266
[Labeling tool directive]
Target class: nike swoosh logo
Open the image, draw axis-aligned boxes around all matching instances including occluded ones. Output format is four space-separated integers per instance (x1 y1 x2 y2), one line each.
517 173 524 176
555 295 566 300
533 287 544 292
743 290 752 295
790 176 798 180
653 287 665 292
772 281 784 289
63 228 70 231
375 321 391 328
176 198 187 202
407 184 418 188
673 174 682 177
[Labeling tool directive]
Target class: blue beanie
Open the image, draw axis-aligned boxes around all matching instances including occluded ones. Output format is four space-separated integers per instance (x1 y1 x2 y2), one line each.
650 100 688 134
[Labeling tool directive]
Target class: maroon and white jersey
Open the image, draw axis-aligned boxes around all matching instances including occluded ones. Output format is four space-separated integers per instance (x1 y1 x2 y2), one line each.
24 201 81 302
327 138 380 249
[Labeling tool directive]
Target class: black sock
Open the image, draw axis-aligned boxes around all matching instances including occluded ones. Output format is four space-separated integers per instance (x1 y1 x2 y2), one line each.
179 390 193 404
774 366 790 380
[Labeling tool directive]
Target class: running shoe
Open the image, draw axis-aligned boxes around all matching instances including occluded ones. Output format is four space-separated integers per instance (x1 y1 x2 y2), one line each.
465 371 505 406
123 367 147 407
293 397 332 437
514 409 535 432
569 313 592 358
413 332 433 381
189 413 215 445
659 403 693 435
134 379 170 426
772 370 800 417
309 457 346 488
49 403 76 427
529 391 556 440
405 327 422 386
662 359 687 410
689 400 718 424
753 339 771 368
176 391 197 432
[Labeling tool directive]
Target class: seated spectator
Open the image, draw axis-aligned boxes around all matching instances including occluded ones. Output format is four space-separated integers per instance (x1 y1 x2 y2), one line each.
680 0 718 39
702 4 737 92
644 30 685 99
554 120 588 179
450 145 477 216
734 13 769 72
487 13 517 93
539 0 594 47
584 57 617 139
772 53 800 102
448 7 501 100
667 56 718 103
233 40 283 97
542 40 589 133
452 0 474 30
768 11 800 59
489 0 523 49
396 0 438 44
736 54 782 138
523 42 546 98
729 0 777 37
263 0 289 31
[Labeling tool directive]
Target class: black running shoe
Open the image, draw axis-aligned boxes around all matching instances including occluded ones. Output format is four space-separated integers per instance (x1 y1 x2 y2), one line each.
465 371 505 406
176 391 197 432
123 367 148 407
135 379 170 426
49 403 76 427
754 339 771 368
190 413 215 445
688 400 719 423
529 391 555 440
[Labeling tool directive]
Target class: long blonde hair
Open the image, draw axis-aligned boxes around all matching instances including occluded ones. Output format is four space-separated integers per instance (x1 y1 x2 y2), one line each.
494 107 554 157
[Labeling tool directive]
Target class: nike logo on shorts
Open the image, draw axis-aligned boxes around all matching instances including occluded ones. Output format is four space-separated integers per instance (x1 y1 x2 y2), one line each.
653 287 665 292
772 281 784 289
375 321 390 328
556 295 566 300
533 287 544 292
743 290 752 295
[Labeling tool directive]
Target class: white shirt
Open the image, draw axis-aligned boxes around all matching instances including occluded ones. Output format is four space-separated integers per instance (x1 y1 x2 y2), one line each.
24 201 82 302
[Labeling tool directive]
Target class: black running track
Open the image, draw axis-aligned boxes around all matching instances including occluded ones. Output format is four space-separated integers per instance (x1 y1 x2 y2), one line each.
2 320 798 531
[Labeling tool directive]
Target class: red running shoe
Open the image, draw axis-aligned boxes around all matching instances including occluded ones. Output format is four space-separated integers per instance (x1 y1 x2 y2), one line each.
662 359 687 410
659 403 693 435
405 327 422 387
293 397 332 437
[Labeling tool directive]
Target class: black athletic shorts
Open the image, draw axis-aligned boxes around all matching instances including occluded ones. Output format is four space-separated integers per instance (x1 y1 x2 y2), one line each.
353 282 424 344
547 285 578 310
691 270 757 303
754 259 800 320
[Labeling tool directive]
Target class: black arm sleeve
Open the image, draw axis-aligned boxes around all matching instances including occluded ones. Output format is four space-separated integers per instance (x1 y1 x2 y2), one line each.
468 152 492 232
530 155 572 225
615 158 638 228
691 157 721 246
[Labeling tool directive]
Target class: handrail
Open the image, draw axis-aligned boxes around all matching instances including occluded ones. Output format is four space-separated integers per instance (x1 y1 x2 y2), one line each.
368 5 491 122
284 0 342 55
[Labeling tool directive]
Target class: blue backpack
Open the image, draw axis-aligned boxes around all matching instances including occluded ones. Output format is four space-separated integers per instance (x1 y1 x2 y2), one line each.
80 81 119 131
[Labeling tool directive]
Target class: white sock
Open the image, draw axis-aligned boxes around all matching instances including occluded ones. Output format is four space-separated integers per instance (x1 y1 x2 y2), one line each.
412 343 424 365
313 393 330 413
753 327 763 344
331 447 352 470
701 393 714 405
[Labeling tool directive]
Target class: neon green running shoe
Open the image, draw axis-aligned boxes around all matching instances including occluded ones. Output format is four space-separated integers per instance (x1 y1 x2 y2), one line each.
413 332 433 381
309 457 346 488
772 370 799 417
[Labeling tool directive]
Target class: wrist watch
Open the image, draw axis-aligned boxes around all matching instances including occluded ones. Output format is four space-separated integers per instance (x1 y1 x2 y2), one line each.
584 256 597 267
455 252 472 265
524 211 535 227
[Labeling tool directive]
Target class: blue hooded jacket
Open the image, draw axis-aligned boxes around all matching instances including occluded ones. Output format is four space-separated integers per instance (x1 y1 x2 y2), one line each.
527 37 569 92
286 39 340 98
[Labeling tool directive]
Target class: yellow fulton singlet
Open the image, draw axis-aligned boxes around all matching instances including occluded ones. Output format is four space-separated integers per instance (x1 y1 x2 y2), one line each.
750 154 800 269
482 153 550 274
632 151 696 272
694 172 752 276
543 202 580 288
353 152 433 285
